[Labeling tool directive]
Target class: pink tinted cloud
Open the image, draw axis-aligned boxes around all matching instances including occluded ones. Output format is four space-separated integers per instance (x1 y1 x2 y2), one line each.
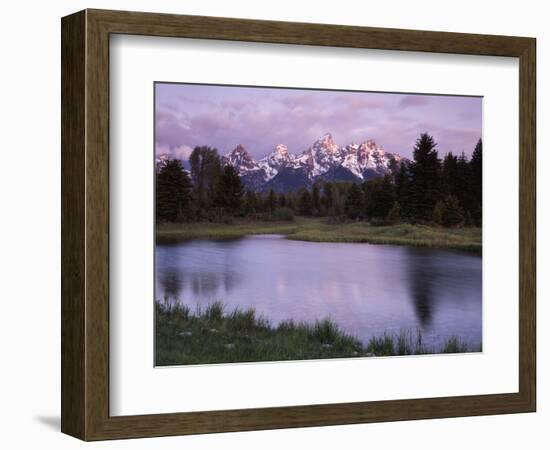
399 95 431 107
155 83 481 160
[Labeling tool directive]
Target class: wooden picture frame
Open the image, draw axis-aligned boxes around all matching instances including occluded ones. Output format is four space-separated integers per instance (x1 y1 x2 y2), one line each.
61 9 536 441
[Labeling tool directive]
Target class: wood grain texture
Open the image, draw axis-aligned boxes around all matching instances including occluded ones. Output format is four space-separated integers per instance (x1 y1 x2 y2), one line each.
89 8 532 56
518 39 536 410
61 10 86 439
61 8 537 441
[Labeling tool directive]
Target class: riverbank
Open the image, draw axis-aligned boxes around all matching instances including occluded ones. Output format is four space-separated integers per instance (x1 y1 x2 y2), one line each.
155 301 477 366
156 217 481 252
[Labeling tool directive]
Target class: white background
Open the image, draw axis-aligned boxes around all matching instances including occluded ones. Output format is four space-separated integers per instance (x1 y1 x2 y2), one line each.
0 0 547 449
110 36 519 416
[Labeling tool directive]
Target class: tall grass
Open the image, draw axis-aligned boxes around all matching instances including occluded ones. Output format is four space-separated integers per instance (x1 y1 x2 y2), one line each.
155 300 478 366
155 220 299 243
156 217 481 253
365 328 457 356
442 336 469 353
287 221 481 253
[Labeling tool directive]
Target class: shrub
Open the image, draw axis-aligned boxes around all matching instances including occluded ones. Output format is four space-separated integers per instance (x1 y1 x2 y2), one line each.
432 196 464 227
440 195 464 227
432 200 444 225
272 207 295 222
386 201 401 224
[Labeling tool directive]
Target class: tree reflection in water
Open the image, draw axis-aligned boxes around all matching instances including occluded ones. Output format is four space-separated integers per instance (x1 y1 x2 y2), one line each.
405 247 441 328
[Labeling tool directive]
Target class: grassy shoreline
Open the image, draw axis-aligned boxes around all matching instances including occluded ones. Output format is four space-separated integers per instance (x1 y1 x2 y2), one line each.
156 217 481 253
156 301 478 366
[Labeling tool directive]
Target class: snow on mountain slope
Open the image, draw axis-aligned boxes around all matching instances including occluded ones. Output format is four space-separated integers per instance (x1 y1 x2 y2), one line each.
258 144 294 181
217 134 406 191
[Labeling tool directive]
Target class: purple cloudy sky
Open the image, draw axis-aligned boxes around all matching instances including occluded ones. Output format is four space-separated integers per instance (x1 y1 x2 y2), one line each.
155 83 482 160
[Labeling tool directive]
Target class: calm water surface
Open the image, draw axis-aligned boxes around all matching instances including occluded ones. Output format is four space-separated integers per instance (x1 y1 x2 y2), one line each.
156 235 482 349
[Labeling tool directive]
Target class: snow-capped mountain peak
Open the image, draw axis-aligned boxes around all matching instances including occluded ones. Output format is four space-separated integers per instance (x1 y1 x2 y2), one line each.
155 153 170 172
223 145 257 173
258 144 294 181
274 143 289 156
220 133 406 192
312 132 338 154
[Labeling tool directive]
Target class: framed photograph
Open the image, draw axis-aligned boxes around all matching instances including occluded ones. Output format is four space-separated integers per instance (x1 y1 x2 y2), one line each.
61 9 536 440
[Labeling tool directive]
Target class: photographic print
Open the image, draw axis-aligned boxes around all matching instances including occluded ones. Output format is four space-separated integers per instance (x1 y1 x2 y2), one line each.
154 83 482 366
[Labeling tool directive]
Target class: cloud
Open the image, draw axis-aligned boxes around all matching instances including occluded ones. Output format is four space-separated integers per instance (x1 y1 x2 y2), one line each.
332 94 386 110
176 94 216 106
171 144 194 160
220 99 250 111
156 142 194 159
399 95 430 108
155 84 481 159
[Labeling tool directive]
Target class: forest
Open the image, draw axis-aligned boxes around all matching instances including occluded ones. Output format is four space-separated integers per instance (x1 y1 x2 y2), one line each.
156 133 482 228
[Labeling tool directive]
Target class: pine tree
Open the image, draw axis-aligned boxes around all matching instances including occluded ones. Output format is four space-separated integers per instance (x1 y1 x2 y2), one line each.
285 191 297 211
322 182 334 213
312 183 321 215
345 183 365 220
266 189 277 214
278 192 287 208
375 175 396 218
214 165 244 213
364 175 395 219
440 195 464 227
298 189 313 216
386 201 401 224
156 159 192 222
243 189 259 215
395 162 411 217
432 200 444 225
408 133 441 221
441 152 459 197
189 146 222 207
388 156 400 183
470 139 482 225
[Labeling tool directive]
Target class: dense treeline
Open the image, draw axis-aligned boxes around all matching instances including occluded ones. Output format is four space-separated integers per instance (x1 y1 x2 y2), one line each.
156 133 482 227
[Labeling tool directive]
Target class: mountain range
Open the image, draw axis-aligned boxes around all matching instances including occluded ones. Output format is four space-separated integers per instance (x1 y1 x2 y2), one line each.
157 133 407 192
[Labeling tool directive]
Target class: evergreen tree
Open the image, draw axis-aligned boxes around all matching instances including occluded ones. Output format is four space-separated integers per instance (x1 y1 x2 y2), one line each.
322 182 334 213
278 192 287 208
285 191 297 211
441 152 459 197
395 162 411 217
214 165 244 213
364 175 395 219
374 175 396 218
266 189 277 214
243 189 259 215
440 195 464 227
470 139 483 225
168 136 482 226
455 152 474 218
189 146 222 207
156 159 192 222
408 133 441 221
388 156 400 183
312 183 321 215
333 183 350 216
432 200 444 225
298 189 313 216
386 201 401 224
345 183 365 220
